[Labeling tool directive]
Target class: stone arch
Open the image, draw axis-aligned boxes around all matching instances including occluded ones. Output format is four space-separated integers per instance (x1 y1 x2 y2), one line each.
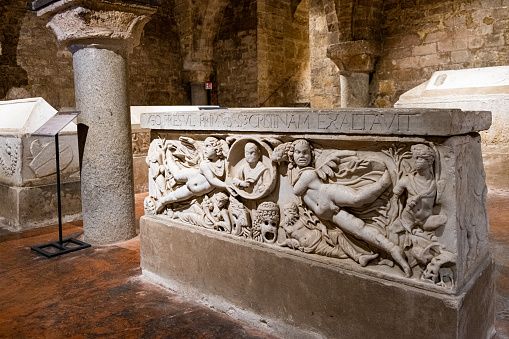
321 0 383 42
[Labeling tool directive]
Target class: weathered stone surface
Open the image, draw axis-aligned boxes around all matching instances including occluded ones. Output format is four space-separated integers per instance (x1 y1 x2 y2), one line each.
143 130 490 293
40 0 156 54
339 73 369 107
141 216 495 339
73 46 136 244
327 40 381 74
140 108 491 136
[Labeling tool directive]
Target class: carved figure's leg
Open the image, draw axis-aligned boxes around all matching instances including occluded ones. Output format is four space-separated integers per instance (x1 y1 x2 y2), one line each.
333 209 412 277
155 185 195 212
331 170 392 208
164 151 198 182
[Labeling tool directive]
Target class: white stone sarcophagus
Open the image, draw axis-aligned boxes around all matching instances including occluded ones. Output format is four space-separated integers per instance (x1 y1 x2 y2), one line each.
0 98 81 231
139 108 494 339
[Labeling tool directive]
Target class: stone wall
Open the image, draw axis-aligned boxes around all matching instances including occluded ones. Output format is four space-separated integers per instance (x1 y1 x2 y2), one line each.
258 0 311 107
214 0 259 107
2 0 187 109
309 0 341 108
374 0 509 108
5 1 509 110
2 0 74 107
129 1 190 106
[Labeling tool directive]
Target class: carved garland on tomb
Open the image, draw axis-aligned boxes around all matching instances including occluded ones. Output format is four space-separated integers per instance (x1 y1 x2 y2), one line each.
0 140 18 177
144 136 457 289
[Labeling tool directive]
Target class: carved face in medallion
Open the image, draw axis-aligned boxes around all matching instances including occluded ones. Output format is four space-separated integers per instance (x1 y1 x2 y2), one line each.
244 142 260 165
293 140 312 168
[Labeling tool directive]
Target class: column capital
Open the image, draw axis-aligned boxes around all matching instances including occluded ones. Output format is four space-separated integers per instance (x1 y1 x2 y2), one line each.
327 40 381 75
37 0 157 54
182 62 214 83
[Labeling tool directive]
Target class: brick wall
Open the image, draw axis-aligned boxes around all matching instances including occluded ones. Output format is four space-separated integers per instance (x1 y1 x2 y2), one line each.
0 0 30 100
309 0 341 108
129 2 189 106
257 0 310 107
2 0 188 109
374 0 509 107
214 0 259 107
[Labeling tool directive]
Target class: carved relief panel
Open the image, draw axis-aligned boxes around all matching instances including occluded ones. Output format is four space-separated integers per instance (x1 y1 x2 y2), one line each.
144 132 487 293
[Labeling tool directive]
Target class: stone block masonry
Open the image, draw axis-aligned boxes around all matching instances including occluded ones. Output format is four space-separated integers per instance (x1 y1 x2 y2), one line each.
374 0 509 108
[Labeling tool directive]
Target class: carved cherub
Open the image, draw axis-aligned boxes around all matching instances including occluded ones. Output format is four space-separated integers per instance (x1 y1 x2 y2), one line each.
272 139 412 277
233 142 271 194
389 144 447 235
155 137 236 213
203 192 232 232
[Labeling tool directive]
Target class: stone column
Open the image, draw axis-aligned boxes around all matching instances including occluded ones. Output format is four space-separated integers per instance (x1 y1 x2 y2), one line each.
327 40 380 107
183 64 213 105
37 0 156 244
190 83 208 105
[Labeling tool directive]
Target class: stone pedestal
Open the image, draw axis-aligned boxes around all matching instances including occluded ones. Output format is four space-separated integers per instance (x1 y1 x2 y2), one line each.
0 98 81 231
141 216 495 339
37 0 156 243
139 108 495 338
130 106 220 193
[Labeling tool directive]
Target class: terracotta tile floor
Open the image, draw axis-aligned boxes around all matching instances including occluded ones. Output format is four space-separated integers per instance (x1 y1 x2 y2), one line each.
0 191 508 338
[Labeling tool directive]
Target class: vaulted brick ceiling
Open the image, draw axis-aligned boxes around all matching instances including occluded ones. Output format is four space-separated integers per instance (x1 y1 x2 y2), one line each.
172 0 230 82
322 0 383 42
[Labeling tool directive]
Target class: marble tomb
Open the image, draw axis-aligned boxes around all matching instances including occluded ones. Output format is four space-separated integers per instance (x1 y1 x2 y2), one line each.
139 107 494 338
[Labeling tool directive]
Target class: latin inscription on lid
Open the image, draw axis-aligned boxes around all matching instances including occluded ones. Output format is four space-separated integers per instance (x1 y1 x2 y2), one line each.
140 108 491 136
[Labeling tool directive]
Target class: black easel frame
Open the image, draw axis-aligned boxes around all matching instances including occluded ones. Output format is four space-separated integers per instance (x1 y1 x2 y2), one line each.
31 112 90 257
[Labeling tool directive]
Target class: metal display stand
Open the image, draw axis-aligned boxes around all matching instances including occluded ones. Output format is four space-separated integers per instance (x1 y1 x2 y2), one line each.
30 111 91 258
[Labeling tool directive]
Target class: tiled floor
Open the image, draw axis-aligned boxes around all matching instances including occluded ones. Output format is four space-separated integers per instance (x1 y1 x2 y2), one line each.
0 191 508 338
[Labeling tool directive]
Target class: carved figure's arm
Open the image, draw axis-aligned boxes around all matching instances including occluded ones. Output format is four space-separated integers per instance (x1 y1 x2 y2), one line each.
201 162 227 189
278 238 300 249
293 170 316 196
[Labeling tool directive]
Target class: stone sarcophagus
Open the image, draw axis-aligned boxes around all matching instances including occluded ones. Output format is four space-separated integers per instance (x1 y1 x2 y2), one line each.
139 108 494 339
0 98 81 231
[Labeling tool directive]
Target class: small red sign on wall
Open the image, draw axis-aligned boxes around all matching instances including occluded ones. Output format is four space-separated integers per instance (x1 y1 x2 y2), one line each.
205 82 213 90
